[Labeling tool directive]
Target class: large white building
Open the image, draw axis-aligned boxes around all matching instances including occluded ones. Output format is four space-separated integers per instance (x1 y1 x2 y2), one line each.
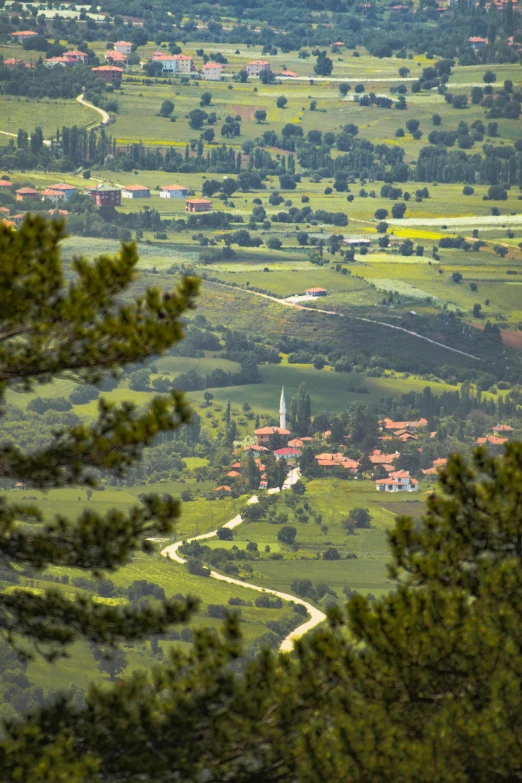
201 62 223 81
376 470 419 493
160 184 189 198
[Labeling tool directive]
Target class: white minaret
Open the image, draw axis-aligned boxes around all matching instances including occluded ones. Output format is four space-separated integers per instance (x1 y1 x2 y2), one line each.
279 386 286 430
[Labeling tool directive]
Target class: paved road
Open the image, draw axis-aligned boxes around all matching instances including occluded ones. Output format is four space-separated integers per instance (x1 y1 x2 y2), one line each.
161 468 327 653
76 93 110 125
212 282 481 362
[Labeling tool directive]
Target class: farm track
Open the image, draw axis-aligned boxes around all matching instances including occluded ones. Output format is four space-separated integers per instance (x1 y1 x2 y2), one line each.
161 468 327 653
211 282 482 361
76 93 110 125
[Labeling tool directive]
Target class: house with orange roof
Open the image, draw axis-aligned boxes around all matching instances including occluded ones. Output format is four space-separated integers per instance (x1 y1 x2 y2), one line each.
278 70 298 77
306 287 327 297
201 62 223 80
288 438 305 448
65 50 87 63
0 180 12 189
91 65 122 83
186 198 211 213
105 50 127 64
422 458 447 476
315 453 359 471
468 36 488 48
493 424 514 437
254 426 290 447
3 58 24 67
477 435 508 447
15 187 40 201
369 449 400 465
122 185 150 199
243 444 271 454
376 471 418 492
42 188 66 203
214 485 231 493
246 60 271 77
150 54 177 71
0 207 10 214
47 183 78 201
172 54 193 72
160 184 189 199
10 31 38 42
381 418 428 431
226 470 241 478
113 41 132 54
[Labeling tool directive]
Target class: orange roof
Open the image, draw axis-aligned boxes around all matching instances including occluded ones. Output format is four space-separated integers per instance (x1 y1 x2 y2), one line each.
1 219 14 228
186 198 211 204
468 36 488 42
11 30 37 36
306 287 327 293
114 40 132 45
254 426 290 436
48 209 68 215
105 51 127 59
123 184 150 191
173 54 192 59
248 59 270 65
288 438 305 448
493 424 514 432
482 435 507 445
370 451 399 465
278 70 298 77
161 184 188 191
226 470 241 478
3 58 22 66
92 65 123 72
381 418 428 430
243 444 271 452
230 462 241 469
48 183 77 190
315 453 359 470
214 485 231 492
203 62 222 68
67 50 87 56
42 188 64 196
388 470 411 479
0 207 10 213
16 187 40 195
432 458 447 467
0 180 12 188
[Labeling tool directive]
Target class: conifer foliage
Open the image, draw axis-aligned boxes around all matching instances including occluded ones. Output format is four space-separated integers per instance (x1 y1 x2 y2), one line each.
0 217 199 663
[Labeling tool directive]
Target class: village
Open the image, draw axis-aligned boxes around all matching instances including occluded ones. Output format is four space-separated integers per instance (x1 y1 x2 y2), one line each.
213 387 516 496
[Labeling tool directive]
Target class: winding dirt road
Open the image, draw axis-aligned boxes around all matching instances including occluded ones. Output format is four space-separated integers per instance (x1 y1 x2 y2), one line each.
161 469 327 653
211 282 481 362
76 93 110 125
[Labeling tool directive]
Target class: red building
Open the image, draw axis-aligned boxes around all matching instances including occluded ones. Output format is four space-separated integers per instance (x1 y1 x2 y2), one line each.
185 198 211 212
86 184 121 206
91 65 123 83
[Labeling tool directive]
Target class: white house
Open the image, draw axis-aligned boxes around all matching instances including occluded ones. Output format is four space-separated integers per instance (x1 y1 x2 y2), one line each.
151 54 177 71
113 40 132 54
376 470 419 493
46 183 78 201
122 185 150 199
159 184 189 198
201 62 223 81
173 54 193 72
246 59 271 77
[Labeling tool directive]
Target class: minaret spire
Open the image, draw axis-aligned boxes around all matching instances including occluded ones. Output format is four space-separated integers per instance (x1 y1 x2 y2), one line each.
279 386 286 430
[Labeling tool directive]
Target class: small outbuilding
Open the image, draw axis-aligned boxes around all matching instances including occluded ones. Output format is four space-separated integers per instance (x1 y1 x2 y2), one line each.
306 287 327 297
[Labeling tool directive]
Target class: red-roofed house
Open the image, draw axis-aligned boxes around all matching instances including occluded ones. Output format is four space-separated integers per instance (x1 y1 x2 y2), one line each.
202 62 223 80
113 41 132 54
376 471 418 492
273 447 301 461
11 31 38 42
369 449 400 465
469 36 488 49
160 184 189 199
15 187 40 201
47 183 78 201
91 65 122 83
42 188 66 203
186 198 211 213
0 180 13 189
315 453 359 471
122 185 150 199
150 54 177 71
381 418 428 431
226 470 241 478
214 485 232 493
246 60 271 77
105 50 127 64
254 426 290 446
278 70 298 77
477 435 508 447
172 54 193 72
306 287 327 297
243 444 271 454
66 50 87 63
493 424 514 437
